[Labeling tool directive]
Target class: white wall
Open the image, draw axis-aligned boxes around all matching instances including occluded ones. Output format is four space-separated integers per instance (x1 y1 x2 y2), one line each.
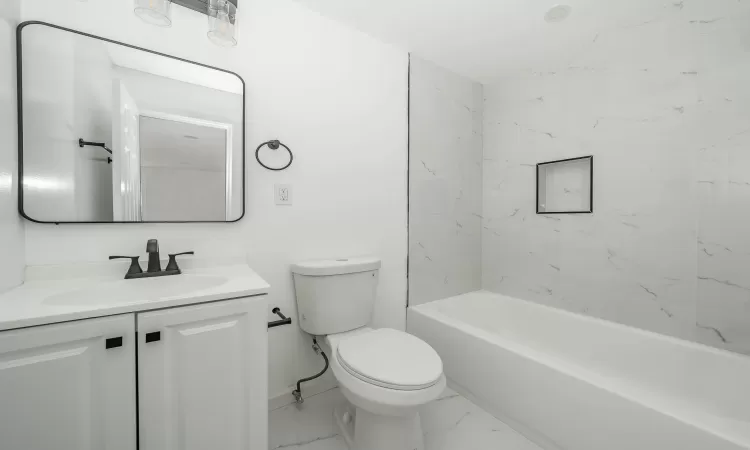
20 0 408 400
408 56 483 306
482 0 750 354
74 36 114 221
21 25 114 222
141 167 225 221
0 0 25 292
20 26 78 222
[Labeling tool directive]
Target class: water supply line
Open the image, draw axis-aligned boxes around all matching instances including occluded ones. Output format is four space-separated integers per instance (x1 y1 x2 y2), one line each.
292 337 329 404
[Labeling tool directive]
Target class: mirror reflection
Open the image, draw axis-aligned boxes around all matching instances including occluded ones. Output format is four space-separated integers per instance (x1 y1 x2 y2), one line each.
19 23 244 223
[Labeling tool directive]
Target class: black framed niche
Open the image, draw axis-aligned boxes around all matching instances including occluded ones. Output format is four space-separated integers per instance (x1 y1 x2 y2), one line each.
536 156 593 214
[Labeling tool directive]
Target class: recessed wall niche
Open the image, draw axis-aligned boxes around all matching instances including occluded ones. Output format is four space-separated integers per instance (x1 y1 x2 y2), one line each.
536 156 593 214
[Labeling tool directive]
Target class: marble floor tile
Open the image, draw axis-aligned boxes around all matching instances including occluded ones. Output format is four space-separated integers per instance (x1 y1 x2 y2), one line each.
269 387 347 450
269 386 544 450
421 388 543 450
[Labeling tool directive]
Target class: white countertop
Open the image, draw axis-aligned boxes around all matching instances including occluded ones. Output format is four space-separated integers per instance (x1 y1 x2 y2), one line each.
0 257 270 331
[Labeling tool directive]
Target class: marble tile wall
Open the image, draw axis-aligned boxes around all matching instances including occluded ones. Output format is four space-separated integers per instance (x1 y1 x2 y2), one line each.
409 56 483 306
482 0 750 354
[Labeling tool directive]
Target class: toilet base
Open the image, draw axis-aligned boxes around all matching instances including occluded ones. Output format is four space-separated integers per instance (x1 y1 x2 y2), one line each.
335 404 356 448
335 403 424 450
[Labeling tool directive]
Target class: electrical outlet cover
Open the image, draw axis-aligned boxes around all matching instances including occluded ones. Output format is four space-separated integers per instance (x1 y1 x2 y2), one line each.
275 184 292 205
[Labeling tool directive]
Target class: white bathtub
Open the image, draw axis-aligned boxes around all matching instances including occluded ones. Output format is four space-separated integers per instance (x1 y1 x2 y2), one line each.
408 290 750 450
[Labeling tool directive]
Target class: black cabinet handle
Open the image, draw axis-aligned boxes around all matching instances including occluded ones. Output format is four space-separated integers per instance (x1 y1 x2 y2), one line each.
145 332 161 343
106 337 123 349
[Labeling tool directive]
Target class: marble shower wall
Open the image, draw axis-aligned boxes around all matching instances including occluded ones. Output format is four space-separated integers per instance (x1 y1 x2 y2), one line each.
409 56 483 306
482 0 750 354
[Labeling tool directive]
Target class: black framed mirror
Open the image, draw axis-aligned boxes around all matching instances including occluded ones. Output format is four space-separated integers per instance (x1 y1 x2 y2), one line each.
17 21 245 223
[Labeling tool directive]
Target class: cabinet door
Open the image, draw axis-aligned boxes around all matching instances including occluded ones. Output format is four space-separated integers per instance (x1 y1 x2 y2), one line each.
138 297 268 450
0 315 137 450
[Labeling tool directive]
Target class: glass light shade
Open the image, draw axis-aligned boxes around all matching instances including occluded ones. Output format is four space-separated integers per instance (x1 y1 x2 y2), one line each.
134 0 173 28
207 0 238 47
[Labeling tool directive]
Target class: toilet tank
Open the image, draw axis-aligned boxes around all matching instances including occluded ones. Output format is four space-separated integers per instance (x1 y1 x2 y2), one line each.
291 257 381 335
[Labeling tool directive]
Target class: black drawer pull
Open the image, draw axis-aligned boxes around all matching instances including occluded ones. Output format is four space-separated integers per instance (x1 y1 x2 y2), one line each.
105 337 123 349
145 332 161 343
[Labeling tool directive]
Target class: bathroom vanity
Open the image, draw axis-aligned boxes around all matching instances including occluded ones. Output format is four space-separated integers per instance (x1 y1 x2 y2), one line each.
0 259 269 450
7 20 270 450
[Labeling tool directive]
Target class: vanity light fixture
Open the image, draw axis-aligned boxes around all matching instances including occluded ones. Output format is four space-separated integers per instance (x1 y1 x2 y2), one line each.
207 0 238 47
133 0 239 47
134 0 173 27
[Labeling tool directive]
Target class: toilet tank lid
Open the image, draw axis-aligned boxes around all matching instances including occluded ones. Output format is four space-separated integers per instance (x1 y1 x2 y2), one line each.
291 257 381 276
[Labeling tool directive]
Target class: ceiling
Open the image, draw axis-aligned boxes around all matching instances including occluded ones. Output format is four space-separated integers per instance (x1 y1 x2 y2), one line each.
292 0 698 81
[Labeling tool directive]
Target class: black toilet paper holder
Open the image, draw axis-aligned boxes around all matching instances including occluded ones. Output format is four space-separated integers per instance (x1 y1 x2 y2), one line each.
268 307 292 329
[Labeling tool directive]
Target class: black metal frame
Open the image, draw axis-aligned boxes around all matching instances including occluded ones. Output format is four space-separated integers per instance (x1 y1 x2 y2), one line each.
16 21 247 224
536 155 594 214
173 0 238 16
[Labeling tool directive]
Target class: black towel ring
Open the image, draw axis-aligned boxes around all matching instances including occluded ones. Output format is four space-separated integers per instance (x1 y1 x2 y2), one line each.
255 140 293 171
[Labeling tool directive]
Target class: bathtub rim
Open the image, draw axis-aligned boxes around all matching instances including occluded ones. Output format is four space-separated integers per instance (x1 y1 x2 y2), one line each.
408 290 750 449
410 289 750 362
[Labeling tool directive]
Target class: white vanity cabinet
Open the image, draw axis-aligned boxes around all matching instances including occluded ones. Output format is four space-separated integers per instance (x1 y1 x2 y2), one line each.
0 314 137 450
137 297 268 450
0 296 268 450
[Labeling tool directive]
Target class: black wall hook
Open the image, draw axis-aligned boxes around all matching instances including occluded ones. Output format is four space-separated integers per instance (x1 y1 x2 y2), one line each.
79 138 112 164
256 140 293 171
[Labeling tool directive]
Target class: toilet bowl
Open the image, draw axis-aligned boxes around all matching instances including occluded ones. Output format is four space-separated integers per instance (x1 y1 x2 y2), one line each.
290 257 445 450
325 327 445 450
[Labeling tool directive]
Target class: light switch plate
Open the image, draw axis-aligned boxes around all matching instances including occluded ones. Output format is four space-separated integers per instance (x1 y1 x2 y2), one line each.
275 184 292 205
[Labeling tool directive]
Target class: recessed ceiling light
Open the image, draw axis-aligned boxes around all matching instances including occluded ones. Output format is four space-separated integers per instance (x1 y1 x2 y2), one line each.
545 4 572 23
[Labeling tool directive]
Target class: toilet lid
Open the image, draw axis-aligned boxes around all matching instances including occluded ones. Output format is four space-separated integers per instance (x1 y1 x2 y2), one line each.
336 328 443 391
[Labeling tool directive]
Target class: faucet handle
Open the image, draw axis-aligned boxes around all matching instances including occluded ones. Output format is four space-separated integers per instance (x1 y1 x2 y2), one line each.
109 256 143 277
166 251 194 272
146 239 159 253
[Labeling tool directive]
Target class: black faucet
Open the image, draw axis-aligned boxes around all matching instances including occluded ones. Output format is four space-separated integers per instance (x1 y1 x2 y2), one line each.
110 239 194 279
146 239 161 273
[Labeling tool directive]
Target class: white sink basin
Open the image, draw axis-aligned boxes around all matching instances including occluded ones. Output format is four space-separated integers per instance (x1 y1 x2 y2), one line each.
43 274 228 306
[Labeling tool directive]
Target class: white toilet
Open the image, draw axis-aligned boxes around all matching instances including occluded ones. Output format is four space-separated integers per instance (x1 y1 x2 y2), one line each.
292 257 445 450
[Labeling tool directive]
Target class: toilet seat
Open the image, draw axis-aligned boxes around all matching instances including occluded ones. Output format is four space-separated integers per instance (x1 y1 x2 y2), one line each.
336 328 443 391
